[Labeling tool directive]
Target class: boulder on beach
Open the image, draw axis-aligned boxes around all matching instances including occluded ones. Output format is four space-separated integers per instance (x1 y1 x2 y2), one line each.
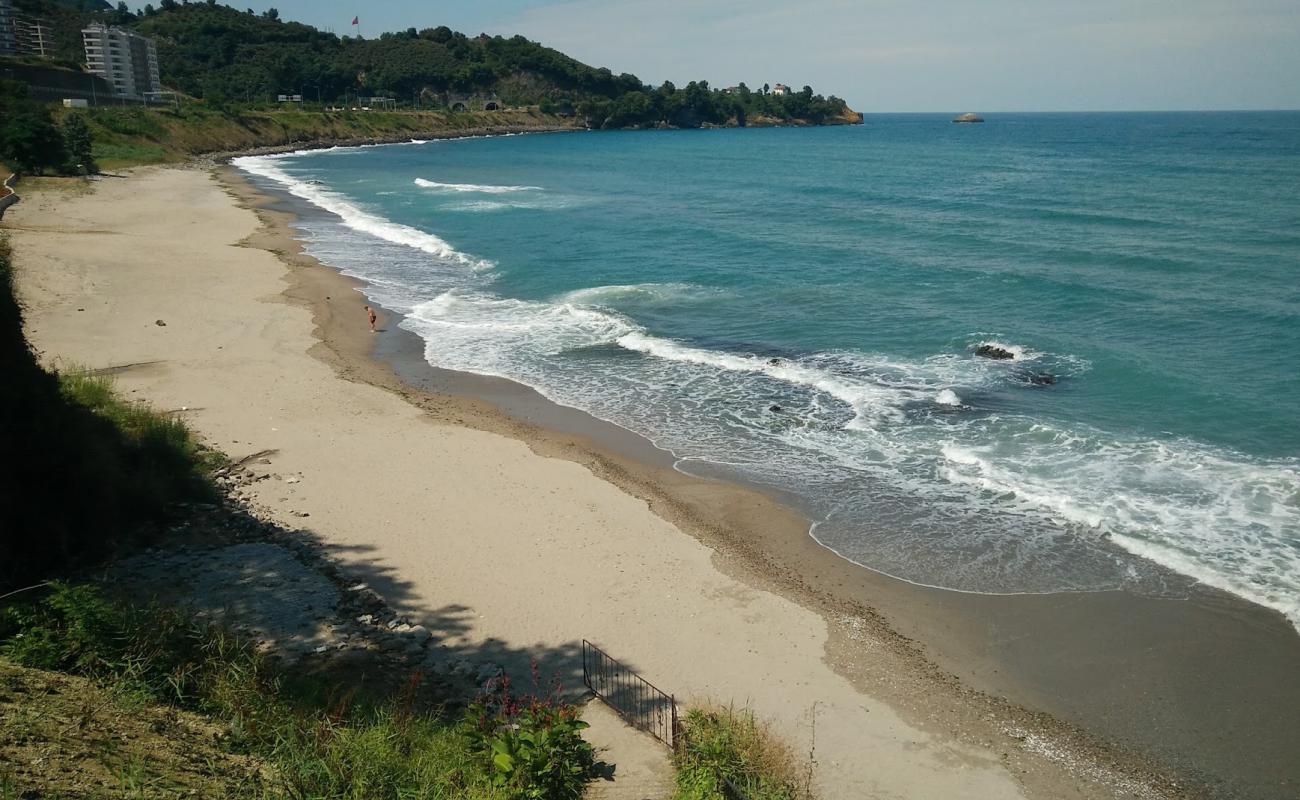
975 344 1015 360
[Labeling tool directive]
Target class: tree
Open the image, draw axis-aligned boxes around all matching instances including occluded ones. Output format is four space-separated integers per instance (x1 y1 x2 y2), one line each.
262 7 279 21
0 81 67 175
61 114 96 175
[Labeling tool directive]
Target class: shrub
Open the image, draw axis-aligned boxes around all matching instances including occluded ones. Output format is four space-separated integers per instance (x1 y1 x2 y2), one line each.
467 665 596 799
673 705 811 800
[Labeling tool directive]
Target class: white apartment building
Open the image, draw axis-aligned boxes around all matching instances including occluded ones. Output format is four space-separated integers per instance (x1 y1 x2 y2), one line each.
82 22 160 99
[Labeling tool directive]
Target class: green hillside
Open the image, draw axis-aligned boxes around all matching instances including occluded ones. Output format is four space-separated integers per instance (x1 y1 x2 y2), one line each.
7 0 860 129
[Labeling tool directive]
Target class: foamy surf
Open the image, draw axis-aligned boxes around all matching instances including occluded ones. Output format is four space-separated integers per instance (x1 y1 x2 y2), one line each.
414 178 542 193
559 283 723 306
233 156 494 270
243 123 1300 634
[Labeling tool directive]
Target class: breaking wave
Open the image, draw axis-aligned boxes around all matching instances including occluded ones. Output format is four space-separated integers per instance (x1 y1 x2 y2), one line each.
414 177 543 193
234 156 494 270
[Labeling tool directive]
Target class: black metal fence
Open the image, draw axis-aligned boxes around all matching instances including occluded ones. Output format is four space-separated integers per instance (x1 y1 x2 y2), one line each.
581 639 679 748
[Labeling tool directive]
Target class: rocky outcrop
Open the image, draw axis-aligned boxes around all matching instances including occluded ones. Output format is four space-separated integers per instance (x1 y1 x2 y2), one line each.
975 344 1016 360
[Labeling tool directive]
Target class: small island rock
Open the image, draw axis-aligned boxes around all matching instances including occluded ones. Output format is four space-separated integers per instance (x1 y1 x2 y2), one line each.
975 344 1015 360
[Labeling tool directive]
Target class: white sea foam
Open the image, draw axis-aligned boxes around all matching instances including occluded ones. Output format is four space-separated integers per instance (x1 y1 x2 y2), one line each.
444 201 514 213
939 434 1300 628
233 156 494 270
615 332 948 426
414 177 543 193
409 292 635 353
559 283 720 306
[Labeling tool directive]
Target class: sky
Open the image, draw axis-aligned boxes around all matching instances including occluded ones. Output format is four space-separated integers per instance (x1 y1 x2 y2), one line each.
150 1 1300 111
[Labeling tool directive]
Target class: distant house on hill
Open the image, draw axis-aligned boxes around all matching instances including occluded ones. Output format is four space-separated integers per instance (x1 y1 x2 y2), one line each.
771 83 790 96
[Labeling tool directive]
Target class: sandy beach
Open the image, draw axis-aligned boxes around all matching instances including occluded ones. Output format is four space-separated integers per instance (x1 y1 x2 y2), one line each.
7 165 1299 799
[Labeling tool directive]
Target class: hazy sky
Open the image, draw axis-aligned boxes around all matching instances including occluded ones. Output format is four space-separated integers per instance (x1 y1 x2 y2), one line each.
164 1 1300 111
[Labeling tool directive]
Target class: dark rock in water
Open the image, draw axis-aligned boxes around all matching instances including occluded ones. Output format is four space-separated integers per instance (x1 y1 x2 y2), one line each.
953 112 984 123
769 404 783 412
768 358 782 366
1012 369 1057 386
975 344 1014 360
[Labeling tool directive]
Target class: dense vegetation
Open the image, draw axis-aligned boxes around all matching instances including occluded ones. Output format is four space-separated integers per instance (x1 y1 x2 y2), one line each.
8 0 857 129
0 80 96 173
0 583 596 798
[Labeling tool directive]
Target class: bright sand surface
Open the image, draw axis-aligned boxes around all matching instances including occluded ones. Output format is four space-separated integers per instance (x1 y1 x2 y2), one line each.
9 167 1217 799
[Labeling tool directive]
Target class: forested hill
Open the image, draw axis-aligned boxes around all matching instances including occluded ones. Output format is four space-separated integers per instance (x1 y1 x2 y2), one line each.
12 0 861 128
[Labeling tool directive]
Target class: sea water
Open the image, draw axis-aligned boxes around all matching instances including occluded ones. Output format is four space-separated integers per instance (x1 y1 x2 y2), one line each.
235 114 1300 628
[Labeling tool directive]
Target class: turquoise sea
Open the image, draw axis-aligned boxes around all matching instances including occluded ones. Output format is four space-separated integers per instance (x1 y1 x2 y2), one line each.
236 113 1300 628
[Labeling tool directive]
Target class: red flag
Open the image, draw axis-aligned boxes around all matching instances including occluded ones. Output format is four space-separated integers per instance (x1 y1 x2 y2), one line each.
351 16 359 25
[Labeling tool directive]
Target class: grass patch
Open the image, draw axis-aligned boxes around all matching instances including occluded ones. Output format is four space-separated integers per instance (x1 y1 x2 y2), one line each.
0 583 597 799
673 705 813 800
94 142 173 169
58 367 227 481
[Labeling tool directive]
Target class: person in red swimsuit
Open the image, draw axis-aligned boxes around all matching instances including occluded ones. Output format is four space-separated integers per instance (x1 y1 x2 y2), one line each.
365 305 377 333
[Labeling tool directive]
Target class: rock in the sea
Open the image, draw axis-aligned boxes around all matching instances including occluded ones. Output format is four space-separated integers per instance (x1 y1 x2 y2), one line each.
975 344 1016 360
769 404 783 412
953 112 984 123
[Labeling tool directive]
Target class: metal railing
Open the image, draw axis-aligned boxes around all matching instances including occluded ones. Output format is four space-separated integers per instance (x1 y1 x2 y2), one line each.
581 639 679 748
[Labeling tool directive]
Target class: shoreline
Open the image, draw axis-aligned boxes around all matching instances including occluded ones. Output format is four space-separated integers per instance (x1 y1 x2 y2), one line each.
8 161 1297 799
221 155 1300 799
191 123 586 166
